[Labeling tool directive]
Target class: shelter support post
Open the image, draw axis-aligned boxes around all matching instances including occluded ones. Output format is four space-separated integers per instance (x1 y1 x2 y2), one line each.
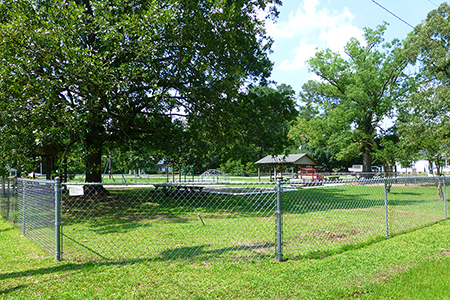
258 167 260 182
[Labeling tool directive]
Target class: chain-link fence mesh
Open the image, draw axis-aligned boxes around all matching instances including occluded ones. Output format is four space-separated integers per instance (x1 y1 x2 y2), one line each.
282 178 387 259
1 176 448 262
0 178 56 254
61 182 277 262
386 176 447 235
0 178 15 223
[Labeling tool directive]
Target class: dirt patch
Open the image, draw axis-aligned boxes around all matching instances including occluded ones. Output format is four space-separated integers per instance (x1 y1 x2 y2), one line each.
240 241 275 254
294 227 363 242
372 264 410 284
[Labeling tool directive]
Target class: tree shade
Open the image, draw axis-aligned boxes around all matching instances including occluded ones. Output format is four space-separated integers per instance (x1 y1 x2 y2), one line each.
0 0 285 181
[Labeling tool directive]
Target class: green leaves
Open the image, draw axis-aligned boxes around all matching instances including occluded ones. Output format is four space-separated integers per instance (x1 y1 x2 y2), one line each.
0 0 280 180
294 24 411 172
399 3 450 175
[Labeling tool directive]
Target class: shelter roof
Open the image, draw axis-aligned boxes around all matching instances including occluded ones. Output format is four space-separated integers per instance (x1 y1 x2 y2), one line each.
255 154 317 166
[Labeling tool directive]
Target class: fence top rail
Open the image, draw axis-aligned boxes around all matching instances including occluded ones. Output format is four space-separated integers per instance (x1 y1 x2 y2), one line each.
16 175 445 187
61 175 447 184
61 181 277 187
18 178 56 184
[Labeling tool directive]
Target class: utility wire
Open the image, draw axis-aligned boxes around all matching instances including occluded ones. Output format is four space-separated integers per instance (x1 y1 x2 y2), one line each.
426 0 438 7
371 0 415 29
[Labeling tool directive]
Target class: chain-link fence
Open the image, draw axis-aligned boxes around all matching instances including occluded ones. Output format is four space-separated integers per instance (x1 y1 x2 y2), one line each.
1 176 448 262
0 178 56 254
60 181 277 262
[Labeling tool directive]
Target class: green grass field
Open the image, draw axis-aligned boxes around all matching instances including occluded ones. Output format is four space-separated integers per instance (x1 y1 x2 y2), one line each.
2 217 450 299
55 180 447 263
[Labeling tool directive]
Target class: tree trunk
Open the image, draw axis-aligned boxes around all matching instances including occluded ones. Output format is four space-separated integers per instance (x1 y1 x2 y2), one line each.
438 179 444 201
85 123 104 183
85 145 103 183
83 135 113 197
362 150 372 178
46 156 55 180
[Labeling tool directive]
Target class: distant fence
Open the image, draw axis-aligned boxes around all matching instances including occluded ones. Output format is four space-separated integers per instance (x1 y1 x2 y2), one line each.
0 176 448 262
44 171 414 183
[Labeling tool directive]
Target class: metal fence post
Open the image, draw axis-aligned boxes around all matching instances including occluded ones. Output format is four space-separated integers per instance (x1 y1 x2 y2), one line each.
384 178 389 237
276 179 283 262
6 179 10 221
22 180 26 235
55 177 62 261
443 176 447 219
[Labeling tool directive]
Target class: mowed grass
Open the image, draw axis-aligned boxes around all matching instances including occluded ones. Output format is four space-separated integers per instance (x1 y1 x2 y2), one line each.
2 217 450 299
57 181 447 262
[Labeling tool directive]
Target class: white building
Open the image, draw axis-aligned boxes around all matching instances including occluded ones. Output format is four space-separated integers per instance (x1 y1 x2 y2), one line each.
395 160 450 174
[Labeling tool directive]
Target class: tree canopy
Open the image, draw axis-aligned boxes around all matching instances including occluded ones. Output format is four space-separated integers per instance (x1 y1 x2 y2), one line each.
400 2 450 176
0 0 287 181
293 23 412 174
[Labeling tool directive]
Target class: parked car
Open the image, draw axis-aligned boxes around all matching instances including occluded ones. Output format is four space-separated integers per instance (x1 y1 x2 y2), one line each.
348 165 363 179
348 165 363 173
371 166 381 172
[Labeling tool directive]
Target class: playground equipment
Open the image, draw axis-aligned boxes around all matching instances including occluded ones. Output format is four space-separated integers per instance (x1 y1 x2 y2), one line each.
199 169 229 182
299 168 324 181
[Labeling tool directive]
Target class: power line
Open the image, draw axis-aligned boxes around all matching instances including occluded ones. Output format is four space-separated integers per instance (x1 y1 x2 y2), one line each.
426 0 438 7
370 0 415 29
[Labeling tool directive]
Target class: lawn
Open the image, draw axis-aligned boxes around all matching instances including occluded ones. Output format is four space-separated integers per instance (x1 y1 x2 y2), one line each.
55 180 446 263
1 217 450 299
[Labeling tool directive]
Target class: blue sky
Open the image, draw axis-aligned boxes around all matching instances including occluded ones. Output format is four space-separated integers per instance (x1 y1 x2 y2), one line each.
266 0 444 94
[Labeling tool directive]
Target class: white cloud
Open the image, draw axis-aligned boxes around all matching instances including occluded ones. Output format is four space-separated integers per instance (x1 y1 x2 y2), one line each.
279 40 317 70
266 0 354 39
270 0 364 71
318 24 364 53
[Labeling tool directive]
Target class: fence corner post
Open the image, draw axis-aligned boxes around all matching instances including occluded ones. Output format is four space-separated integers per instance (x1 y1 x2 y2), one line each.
55 177 62 261
276 179 283 262
384 178 390 237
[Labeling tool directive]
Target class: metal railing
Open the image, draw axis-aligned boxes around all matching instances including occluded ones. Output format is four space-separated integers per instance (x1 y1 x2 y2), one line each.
1 176 448 262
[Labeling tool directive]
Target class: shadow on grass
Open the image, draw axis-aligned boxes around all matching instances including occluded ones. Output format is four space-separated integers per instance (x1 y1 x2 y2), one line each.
0 242 274 296
0 227 13 233
1 220 445 296
62 188 278 232
0 258 151 295
160 242 275 260
60 182 441 237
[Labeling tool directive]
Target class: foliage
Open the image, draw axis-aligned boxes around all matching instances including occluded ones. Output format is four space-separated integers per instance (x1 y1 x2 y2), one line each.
403 2 450 171
402 3 450 198
398 87 450 175
219 158 244 174
406 2 450 84
0 0 281 182
297 23 412 174
245 161 258 173
170 83 298 174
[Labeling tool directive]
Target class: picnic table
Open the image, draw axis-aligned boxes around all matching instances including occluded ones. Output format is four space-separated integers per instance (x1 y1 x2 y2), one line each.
325 176 340 181
154 184 205 196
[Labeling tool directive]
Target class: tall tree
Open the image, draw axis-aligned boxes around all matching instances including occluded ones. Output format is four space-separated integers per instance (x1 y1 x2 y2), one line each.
402 2 450 198
300 23 411 174
0 0 280 182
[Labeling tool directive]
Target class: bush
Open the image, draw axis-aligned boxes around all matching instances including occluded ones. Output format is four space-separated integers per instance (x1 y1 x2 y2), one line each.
220 158 244 174
245 162 257 173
